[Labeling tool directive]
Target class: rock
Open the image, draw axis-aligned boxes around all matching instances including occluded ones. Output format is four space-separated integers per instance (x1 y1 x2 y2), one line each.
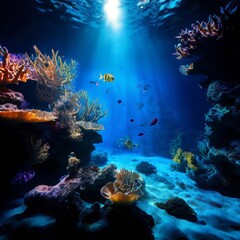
155 197 197 222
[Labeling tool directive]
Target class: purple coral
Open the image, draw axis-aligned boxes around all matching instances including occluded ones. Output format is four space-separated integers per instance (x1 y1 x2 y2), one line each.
11 169 35 184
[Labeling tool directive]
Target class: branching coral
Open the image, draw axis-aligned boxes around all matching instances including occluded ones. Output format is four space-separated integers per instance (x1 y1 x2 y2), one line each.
53 89 82 140
173 0 240 84
25 135 50 165
100 168 145 204
77 90 108 122
173 14 223 60
0 46 37 88
26 45 77 103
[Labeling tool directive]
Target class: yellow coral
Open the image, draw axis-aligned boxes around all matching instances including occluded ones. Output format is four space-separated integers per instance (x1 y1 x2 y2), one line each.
173 148 182 163
182 151 198 171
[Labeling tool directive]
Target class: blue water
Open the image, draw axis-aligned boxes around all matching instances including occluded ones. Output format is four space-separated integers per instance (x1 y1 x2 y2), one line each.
1 1 239 240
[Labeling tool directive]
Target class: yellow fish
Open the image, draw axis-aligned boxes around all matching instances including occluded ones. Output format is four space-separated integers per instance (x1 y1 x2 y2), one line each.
99 73 114 82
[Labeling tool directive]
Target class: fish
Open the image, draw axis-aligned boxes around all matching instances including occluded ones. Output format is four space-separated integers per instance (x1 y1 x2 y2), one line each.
123 139 139 149
89 80 99 86
99 73 114 82
133 144 140 147
138 133 144 136
118 99 122 104
130 119 134 122
136 102 144 109
150 118 158 126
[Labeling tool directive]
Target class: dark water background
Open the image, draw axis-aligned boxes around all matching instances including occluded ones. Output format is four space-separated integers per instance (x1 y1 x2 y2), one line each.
0 0 229 155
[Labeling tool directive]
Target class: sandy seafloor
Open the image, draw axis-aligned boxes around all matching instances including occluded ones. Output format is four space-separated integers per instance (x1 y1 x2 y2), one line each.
0 153 240 240
109 153 240 240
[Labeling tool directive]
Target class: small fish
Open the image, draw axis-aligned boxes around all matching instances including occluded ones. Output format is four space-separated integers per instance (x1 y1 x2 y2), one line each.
138 133 144 136
150 118 158 126
89 80 99 86
130 119 134 122
118 99 122 104
136 102 144 109
133 144 140 147
99 73 114 82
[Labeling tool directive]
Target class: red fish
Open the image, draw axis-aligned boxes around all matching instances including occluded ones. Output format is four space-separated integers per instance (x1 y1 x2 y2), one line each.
150 118 158 126
138 133 144 136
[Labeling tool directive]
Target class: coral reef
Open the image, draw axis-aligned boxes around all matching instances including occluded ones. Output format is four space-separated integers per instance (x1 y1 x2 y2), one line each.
0 46 105 195
174 0 240 197
20 159 154 240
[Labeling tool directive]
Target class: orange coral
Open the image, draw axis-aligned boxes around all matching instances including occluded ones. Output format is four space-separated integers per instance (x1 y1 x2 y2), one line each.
0 109 57 122
0 46 35 87
100 168 145 204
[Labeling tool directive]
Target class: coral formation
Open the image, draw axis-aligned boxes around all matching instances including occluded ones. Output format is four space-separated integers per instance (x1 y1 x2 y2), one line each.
25 135 50 165
0 45 105 194
172 148 198 172
0 109 57 122
100 168 145 204
77 90 108 122
26 45 77 103
0 46 36 87
174 0 240 196
66 153 81 178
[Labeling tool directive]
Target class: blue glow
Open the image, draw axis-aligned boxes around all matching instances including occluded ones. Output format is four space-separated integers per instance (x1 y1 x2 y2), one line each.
104 0 122 30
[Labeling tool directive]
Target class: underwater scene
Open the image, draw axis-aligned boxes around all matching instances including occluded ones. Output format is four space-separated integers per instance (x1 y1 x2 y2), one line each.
0 0 240 239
